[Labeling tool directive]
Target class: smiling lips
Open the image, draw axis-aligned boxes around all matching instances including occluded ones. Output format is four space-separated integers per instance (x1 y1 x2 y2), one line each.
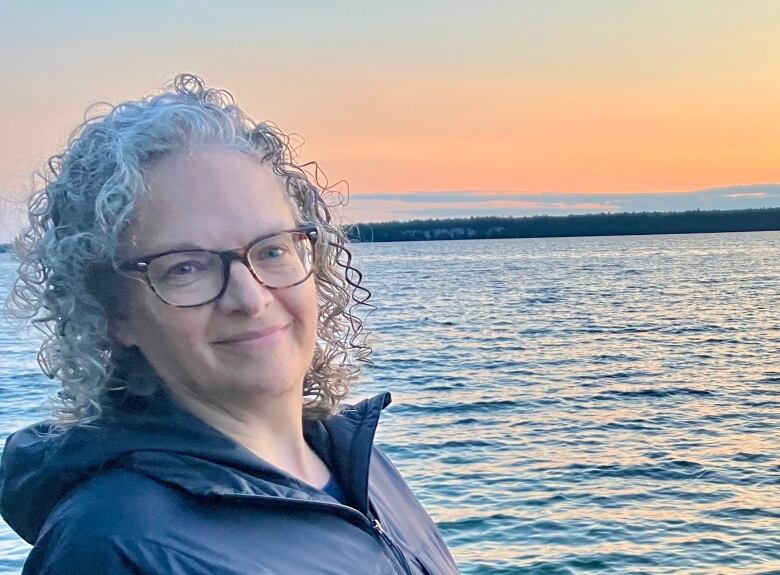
213 324 289 347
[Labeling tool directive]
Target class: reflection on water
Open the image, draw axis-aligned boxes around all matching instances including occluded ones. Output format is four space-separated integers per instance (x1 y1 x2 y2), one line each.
355 231 779 574
1 231 779 574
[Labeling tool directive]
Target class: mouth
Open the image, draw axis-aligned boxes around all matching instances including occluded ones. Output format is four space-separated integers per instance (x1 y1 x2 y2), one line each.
213 324 289 346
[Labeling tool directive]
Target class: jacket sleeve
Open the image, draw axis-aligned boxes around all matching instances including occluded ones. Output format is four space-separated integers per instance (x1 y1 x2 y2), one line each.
22 534 228 575
23 534 143 575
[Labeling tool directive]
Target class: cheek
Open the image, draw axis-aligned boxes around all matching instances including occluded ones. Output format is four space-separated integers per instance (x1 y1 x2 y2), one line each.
304 282 320 330
288 282 319 344
151 309 209 349
124 290 207 351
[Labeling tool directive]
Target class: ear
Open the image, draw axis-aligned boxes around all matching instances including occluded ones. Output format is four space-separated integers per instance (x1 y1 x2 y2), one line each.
110 317 138 348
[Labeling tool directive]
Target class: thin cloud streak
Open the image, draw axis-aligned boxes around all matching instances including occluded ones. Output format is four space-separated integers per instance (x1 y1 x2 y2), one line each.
341 184 780 223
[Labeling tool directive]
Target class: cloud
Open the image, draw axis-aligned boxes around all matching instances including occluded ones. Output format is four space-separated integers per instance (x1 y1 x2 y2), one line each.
342 184 780 223
725 192 768 198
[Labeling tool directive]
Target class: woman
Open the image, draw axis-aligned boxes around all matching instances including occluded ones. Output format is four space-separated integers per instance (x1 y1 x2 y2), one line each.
0 75 460 574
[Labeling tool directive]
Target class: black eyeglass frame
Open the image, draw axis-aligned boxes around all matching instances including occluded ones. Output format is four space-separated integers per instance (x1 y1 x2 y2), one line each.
117 225 319 308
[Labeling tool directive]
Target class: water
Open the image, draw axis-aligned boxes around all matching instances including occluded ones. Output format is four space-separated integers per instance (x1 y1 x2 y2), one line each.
1 231 779 574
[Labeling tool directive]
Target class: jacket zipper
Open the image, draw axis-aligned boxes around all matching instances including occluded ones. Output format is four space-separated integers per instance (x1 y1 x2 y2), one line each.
223 493 413 575
371 517 414 575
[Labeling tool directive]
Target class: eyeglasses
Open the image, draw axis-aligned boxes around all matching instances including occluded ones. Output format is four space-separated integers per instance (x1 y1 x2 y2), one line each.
118 226 318 307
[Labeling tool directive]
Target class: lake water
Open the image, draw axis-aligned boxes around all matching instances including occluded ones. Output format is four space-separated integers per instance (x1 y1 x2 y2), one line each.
1 231 779 574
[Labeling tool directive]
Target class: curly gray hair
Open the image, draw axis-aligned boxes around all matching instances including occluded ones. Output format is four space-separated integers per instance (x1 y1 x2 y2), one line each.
9 74 371 426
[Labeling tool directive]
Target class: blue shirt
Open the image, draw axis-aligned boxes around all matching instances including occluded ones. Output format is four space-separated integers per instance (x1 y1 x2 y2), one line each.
320 473 347 504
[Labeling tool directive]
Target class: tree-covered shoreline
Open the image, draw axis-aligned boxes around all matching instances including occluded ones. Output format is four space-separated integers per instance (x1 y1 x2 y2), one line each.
0 207 777 252
346 207 780 242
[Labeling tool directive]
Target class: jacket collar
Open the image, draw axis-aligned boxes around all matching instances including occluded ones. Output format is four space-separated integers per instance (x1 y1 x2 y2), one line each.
312 391 392 513
120 390 393 515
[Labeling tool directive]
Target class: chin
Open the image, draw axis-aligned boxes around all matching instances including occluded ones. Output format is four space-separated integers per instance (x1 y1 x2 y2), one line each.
228 365 306 397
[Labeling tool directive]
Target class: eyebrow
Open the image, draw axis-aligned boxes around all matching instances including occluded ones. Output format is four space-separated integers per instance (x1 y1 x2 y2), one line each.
131 223 300 259
144 241 203 253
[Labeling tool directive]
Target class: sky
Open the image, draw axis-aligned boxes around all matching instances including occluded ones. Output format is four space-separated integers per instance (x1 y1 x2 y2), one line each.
1 0 779 241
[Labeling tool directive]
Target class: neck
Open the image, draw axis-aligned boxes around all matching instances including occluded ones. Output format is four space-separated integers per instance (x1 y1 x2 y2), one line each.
166 385 330 488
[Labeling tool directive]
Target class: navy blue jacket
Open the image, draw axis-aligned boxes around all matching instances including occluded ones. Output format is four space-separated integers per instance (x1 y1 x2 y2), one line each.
0 391 460 574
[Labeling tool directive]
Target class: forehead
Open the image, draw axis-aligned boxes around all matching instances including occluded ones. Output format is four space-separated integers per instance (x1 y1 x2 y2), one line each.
125 149 298 256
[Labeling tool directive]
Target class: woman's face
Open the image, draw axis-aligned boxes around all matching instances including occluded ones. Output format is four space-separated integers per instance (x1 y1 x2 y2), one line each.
114 148 318 408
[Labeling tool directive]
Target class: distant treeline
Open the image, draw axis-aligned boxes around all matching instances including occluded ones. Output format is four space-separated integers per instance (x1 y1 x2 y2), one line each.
347 207 780 242
0 208 777 251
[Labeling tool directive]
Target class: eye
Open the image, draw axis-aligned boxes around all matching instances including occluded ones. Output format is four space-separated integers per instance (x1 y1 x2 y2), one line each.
256 245 290 260
147 251 219 287
267 246 286 258
158 262 208 286
166 261 203 276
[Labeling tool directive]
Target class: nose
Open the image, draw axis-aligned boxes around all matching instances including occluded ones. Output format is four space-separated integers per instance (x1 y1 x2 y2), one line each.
216 259 272 315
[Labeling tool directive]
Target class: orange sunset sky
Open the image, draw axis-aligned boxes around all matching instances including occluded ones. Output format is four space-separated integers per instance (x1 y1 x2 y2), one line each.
1 1 779 240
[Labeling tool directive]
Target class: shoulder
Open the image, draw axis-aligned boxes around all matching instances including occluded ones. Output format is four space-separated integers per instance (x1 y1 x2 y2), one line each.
48 467 187 539
368 446 461 573
369 445 417 496
369 445 437 527
25 469 198 575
